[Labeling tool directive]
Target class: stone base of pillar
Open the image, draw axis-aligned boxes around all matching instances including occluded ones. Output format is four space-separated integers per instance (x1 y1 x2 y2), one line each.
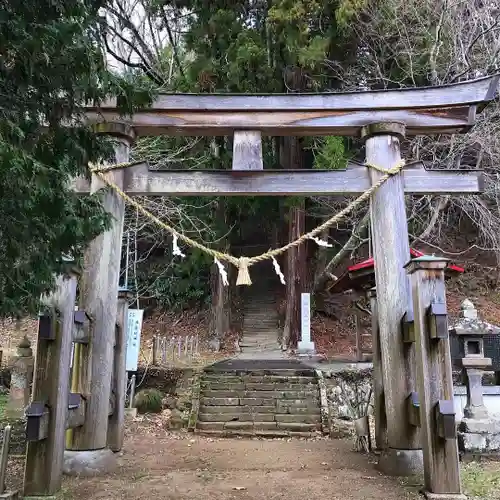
458 416 500 453
23 497 55 500
63 449 117 477
422 492 467 500
377 447 423 476
296 340 315 354
0 490 20 499
125 407 138 419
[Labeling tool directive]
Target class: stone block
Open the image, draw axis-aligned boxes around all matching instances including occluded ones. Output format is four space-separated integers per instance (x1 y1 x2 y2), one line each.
423 493 467 500
275 414 320 424
459 417 499 434
249 413 275 422
253 422 278 430
203 390 244 398
243 383 277 391
203 375 242 383
224 421 254 430
458 432 487 453
198 413 237 422
277 422 320 432
63 449 117 477
201 397 239 406
239 398 275 406
199 405 245 413
276 401 317 413
197 421 224 431
282 391 318 400
377 448 424 476
203 382 245 391
243 390 280 399
242 405 276 413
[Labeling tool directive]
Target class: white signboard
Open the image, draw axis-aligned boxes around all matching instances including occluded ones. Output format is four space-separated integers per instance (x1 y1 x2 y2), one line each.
126 309 144 372
298 293 315 353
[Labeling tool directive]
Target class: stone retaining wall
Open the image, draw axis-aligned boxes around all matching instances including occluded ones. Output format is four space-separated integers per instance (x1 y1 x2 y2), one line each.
135 366 202 429
322 367 373 437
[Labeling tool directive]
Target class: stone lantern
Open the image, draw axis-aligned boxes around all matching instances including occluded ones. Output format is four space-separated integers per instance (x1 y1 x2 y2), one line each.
451 299 500 453
451 300 496 419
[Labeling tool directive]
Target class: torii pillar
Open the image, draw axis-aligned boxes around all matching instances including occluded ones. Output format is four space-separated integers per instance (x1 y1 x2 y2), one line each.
64 123 135 475
363 123 422 475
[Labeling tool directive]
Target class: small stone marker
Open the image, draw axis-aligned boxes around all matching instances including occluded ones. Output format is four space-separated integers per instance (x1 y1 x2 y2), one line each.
6 335 34 419
297 293 315 354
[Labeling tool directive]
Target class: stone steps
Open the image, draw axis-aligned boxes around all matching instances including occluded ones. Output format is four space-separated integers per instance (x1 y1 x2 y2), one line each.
195 364 323 437
197 429 317 438
204 368 314 377
198 413 321 424
240 290 280 353
202 390 319 399
199 404 321 414
239 343 279 349
242 325 278 331
197 421 321 432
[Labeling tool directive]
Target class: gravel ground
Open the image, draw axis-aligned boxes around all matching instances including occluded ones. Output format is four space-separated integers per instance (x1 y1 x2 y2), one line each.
55 420 417 500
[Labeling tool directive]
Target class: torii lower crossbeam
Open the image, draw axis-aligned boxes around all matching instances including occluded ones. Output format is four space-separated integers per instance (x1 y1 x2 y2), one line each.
74 162 482 196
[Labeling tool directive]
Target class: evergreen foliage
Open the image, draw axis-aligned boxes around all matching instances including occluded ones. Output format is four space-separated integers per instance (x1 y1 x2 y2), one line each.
121 0 363 309
0 1 151 316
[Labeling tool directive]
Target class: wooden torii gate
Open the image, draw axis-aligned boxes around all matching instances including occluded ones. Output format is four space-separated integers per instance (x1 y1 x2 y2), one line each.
67 76 497 499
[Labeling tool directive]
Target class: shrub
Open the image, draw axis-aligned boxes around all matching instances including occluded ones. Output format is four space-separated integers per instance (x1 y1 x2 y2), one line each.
133 388 164 414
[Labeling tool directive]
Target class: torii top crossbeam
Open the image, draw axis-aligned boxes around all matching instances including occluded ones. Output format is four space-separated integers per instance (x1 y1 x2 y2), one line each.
85 75 499 136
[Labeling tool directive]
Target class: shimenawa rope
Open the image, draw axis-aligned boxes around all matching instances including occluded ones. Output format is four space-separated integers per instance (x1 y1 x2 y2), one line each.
89 159 405 285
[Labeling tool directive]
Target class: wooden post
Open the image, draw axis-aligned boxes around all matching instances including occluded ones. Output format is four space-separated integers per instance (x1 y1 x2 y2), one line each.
354 309 363 362
406 257 465 500
107 287 131 452
363 122 422 475
152 336 158 365
70 124 135 458
128 374 136 409
24 265 78 496
368 287 387 451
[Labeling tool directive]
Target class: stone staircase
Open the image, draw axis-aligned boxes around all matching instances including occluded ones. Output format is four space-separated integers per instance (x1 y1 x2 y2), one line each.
239 289 280 353
195 360 324 437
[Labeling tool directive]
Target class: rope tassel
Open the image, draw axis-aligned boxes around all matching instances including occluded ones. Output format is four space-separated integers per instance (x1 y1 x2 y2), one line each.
236 257 252 286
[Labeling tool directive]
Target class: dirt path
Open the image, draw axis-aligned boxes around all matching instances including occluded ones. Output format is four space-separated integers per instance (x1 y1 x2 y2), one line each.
60 424 417 500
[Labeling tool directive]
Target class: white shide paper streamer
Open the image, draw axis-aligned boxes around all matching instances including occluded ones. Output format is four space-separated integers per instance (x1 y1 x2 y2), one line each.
172 234 186 257
214 257 229 286
310 236 333 248
272 256 286 285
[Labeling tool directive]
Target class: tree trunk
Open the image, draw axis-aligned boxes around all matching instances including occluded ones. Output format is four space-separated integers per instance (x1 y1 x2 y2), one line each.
209 259 231 350
282 136 307 350
208 160 231 350
314 210 371 292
